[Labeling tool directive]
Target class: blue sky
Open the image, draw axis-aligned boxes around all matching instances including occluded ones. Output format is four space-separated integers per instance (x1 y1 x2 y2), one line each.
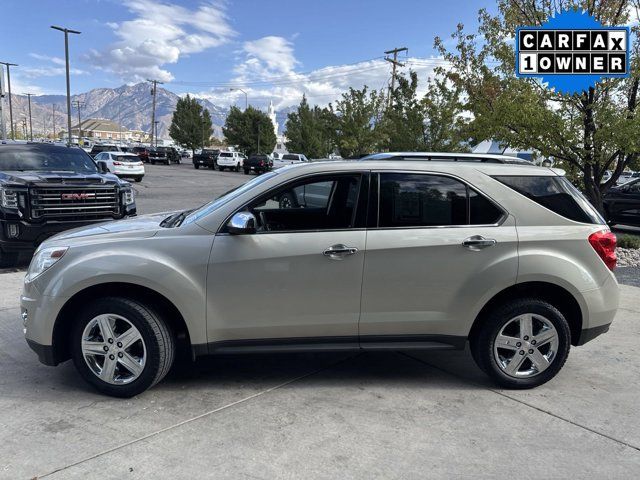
1 0 493 108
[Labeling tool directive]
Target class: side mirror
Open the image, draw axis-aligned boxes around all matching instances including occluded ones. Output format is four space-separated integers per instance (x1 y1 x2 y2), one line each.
227 212 257 235
97 162 108 174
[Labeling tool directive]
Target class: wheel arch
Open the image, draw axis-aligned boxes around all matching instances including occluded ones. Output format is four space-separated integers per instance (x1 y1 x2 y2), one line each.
52 282 192 364
469 281 583 346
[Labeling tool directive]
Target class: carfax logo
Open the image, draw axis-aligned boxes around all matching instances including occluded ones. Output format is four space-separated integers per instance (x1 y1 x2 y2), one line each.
515 9 630 94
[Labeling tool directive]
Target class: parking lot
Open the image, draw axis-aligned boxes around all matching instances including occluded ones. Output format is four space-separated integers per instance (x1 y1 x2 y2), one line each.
1 162 640 478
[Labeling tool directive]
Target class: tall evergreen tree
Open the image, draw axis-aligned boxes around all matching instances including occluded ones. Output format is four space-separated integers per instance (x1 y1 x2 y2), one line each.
168 95 213 156
223 106 276 156
285 96 338 158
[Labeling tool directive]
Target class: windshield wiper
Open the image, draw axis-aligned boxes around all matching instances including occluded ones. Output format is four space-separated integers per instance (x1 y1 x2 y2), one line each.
160 209 193 228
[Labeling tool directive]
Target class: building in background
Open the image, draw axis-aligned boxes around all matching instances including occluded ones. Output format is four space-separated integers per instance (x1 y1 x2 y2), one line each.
67 118 149 144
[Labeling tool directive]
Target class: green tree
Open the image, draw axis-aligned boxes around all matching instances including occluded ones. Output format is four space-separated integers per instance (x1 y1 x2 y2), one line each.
435 0 640 212
334 86 384 158
285 95 337 158
168 95 213 156
379 71 427 151
223 106 276 156
422 76 469 151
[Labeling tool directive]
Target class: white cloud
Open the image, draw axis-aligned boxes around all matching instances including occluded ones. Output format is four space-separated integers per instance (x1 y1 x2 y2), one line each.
29 53 66 66
86 0 236 82
194 36 448 111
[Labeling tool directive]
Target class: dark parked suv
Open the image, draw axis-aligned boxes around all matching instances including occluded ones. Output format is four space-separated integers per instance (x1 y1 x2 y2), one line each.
0 143 136 266
604 178 640 227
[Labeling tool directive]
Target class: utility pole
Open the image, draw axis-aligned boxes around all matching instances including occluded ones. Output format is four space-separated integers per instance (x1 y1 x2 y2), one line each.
154 120 160 148
147 79 163 147
72 100 85 144
0 62 18 140
0 65 6 141
384 47 408 108
52 104 56 139
51 25 81 146
25 93 34 141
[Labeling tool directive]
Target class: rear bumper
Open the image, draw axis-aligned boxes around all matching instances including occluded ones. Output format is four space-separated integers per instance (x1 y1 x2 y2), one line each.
576 323 611 346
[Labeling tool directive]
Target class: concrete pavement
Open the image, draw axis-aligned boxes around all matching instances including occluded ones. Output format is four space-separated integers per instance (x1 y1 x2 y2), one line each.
1 270 639 479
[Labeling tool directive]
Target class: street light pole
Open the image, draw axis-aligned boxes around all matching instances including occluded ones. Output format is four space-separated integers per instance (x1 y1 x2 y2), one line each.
25 93 34 141
51 26 81 146
229 88 248 110
0 62 18 140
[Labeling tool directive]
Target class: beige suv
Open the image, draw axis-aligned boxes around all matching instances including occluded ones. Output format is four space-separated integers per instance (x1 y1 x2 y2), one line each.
21 157 619 397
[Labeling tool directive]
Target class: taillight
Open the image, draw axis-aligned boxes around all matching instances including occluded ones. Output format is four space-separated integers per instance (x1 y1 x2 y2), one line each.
113 161 123 166
588 230 617 271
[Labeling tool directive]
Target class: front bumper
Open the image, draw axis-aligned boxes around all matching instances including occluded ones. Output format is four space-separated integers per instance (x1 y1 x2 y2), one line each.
26 339 58 366
0 209 136 253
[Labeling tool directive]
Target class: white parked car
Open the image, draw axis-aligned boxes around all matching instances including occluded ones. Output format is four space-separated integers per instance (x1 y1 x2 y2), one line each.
273 153 309 168
216 151 246 172
94 152 145 182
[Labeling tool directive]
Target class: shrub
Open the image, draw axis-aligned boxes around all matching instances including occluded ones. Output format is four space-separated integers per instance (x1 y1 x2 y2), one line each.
616 234 640 250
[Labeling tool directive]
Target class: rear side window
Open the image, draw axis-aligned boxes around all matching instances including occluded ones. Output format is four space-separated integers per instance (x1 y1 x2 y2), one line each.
494 175 604 224
378 173 503 227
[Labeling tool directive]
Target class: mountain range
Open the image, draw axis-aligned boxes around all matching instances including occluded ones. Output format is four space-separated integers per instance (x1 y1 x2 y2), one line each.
2 83 289 140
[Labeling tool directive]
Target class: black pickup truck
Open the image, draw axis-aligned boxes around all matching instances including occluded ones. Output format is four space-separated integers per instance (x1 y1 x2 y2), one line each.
243 154 273 175
0 143 136 266
149 147 181 165
192 149 220 169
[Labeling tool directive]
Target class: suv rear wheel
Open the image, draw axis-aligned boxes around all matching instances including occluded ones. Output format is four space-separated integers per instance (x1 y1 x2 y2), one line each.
471 299 570 389
71 297 175 397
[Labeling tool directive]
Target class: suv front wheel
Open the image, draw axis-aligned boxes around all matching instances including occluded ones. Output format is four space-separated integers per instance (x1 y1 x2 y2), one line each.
471 299 571 389
71 297 175 397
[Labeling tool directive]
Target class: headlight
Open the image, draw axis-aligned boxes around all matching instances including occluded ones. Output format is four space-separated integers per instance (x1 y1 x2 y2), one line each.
123 189 135 205
25 246 68 282
1 188 18 208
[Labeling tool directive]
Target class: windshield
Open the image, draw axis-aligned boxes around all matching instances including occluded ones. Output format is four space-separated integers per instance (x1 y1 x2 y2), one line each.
0 146 98 173
219 152 232 157
183 170 279 225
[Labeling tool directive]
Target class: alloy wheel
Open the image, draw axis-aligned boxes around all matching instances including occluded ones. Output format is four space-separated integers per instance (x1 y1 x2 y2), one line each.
493 313 559 378
81 314 146 385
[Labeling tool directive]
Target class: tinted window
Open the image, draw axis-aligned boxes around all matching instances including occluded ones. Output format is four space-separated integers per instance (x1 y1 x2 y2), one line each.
494 175 604 224
379 173 467 227
248 175 361 232
469 188 503 224
283 154 300 161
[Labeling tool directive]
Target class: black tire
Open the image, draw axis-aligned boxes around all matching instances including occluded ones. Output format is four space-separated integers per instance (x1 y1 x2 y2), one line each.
134 176 142 182
71 297 175 398
194 164 200 169
165 160 170 166
244 168 250 175
234 164 239 172
150 160 156 165
470 298 571 389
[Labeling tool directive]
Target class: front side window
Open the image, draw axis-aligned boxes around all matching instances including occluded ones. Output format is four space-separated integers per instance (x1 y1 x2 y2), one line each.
247 174 362 232
378 173 503 227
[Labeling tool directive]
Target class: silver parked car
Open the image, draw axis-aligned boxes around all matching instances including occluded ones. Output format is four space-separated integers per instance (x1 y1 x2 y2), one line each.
21 158 619 397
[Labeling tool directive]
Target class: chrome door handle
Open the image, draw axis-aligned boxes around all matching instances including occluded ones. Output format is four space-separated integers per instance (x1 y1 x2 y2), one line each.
462 235 497 251
323 244 358 259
